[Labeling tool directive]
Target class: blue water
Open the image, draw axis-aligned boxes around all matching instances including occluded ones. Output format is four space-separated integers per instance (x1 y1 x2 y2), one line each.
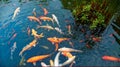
0 0 120 67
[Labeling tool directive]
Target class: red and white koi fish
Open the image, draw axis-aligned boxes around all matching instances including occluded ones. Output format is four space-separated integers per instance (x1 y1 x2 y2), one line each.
12 7 20 20
61 52 73 59
102 55 120 62
54 27 64 34
58 47 83 53
43 8 48 15
28 16 41 25
52 14 60 27
19 39 37 56
37 24 54 31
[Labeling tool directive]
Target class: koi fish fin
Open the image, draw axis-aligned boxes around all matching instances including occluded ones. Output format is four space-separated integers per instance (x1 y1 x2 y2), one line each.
50 60 54 66
33 62 36 66
55 43 59 51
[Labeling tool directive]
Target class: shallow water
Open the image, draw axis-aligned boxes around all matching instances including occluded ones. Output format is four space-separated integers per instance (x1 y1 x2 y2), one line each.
0 0 120 67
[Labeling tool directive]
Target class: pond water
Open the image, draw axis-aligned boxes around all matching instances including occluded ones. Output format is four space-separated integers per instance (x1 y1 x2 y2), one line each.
0 0 120 67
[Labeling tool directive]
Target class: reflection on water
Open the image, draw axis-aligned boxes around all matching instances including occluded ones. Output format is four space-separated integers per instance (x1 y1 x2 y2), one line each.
0 0 120 67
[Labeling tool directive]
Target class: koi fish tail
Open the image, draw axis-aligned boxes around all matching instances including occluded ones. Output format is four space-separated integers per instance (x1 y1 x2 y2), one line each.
19 51 23 56
37 20 42 25
55 43 59 51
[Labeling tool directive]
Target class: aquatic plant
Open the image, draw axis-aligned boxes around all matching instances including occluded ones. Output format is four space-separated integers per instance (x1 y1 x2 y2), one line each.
61 0 120 48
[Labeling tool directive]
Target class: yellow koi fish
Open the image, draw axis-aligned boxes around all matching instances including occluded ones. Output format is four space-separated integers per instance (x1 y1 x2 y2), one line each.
31 29 44 39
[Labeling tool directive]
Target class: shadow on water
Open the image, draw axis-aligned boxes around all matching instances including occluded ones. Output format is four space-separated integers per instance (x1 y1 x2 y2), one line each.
0 0 120 67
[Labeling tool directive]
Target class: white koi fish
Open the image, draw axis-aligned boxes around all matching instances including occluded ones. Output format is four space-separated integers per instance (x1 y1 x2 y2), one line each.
60 56 76 66
54 52 61 66
12 7 20 20
52 14 60 27
37 24 54 31
54 27 64 34
41 62 49 67
10 42 17 59
58 47 83 52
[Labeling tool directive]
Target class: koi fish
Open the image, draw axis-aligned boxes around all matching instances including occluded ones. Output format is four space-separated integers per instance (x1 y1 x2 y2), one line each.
31 29 44 39
52 14 60 27
10 42 17 59
92 37 101 42
8 33 17 44
69 41 74 47
12 7 20 20
60 56 76 66
69 61 75 67
61 52 73 59
27 26 31 36
47 37 70 51
28 16 41 25
10 33 17 41
50 59 54 66
43 8 48 15
58 47 83 53
39 16 54 24
102 55 120 62
32 8 36 17
41 62 49 67
19 39 37 56
19 55 26 66
37 24 54 31
66 25 72 35
40 45 49 50
27 54 51 66
54 52 61 66
54 27 64 34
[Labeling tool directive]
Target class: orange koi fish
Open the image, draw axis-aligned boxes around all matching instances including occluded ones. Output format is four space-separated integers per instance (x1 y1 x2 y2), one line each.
47 37 70 51
61 52 73 59
43 8 48 15
31 29 44 39
102 55 120 62
19 39 37 56
27 54 51 66
39 16 54 24
28 16 41 25
92 37 101 42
